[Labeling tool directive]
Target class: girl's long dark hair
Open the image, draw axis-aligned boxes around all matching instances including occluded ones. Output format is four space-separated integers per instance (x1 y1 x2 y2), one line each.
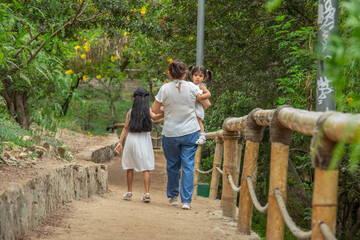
129 87 152 132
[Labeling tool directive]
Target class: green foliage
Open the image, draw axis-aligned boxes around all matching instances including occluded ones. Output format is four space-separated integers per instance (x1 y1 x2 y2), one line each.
61 87 132 135
0 115 32 154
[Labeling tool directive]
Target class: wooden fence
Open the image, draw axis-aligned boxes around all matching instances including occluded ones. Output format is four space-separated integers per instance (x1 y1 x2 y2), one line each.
193 106 360 240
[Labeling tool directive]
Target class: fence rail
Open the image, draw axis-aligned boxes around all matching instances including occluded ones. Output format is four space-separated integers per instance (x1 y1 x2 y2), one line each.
192 106 360 240
108 105 360 239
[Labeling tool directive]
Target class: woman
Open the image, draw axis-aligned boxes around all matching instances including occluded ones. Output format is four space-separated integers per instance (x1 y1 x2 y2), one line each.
152 61 202 210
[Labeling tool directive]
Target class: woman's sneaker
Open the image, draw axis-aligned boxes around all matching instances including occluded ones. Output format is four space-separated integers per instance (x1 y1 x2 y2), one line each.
182 203 192 210
169 196 179 206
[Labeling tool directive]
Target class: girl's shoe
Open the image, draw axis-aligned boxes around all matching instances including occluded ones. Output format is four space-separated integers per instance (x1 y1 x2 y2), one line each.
195 135 206 145
142 193 151 203
122 192 132 200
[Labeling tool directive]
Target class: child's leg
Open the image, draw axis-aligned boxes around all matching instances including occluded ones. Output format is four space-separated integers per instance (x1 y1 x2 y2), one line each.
126 169 134 193
196 117 206 145
197 117 204 132
143 170 150 194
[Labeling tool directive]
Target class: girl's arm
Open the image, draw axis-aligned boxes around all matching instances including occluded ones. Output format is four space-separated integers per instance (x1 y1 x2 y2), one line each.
196 85 212 110
114 111 130 154
150 107 164 121
151 100 162 114
196 84 211 100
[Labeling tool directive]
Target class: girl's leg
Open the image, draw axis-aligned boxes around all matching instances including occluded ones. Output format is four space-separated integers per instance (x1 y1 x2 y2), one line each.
197 117 204 132
196 117 206 145
126 169 134 193
143 170 150 194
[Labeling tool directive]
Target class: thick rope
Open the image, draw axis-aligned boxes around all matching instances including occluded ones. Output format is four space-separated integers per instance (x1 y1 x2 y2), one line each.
216 167 223 174
227 175 241 192
274 188 312 239
195 168 212 174
319 222 337 240
246 176 268 213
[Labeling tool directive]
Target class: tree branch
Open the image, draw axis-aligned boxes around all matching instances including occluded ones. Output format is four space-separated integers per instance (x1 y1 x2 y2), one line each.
208 6 236 23
14 25 49 58
1 1 98 83
78 12 105 22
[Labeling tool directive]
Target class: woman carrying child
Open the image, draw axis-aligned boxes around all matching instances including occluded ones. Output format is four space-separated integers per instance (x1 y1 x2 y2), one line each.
115 87 164 203
187 65 212 145
151 61 204 210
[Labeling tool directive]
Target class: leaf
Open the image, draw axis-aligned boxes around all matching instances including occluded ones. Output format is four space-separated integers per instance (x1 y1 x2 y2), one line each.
36 66 50 80
12 0 21 10
22 51 27 68
0 52 4 64
266 0 283 12
20 73 31 86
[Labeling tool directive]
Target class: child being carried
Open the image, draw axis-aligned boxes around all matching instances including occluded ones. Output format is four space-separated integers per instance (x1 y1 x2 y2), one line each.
187 65 212 145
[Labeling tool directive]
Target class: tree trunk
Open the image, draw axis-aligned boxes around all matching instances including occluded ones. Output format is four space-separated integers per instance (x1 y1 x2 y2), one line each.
2 84 30 130
61 76 80 117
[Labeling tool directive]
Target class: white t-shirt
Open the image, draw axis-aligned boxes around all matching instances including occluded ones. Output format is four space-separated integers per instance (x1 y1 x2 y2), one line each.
155 80 201 137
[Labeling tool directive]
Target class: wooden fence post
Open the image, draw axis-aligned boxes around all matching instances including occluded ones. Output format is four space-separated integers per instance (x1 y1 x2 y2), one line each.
311 112 338 240
209 137 223 200
193 146 202 199
221 121 240 217
238 110 263 234
234 134 243 189
266 106 293 240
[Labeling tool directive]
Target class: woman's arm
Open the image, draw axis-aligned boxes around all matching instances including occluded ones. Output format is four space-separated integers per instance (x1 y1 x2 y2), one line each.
150 107 164 121
114 111 130 154
151 100 162 114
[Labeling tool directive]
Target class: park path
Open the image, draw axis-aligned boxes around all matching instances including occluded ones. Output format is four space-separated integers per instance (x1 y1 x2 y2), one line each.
27 140 261 240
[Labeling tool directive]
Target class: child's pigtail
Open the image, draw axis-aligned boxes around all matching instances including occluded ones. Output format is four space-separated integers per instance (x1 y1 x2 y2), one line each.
187 65 194 81
206 69 213 86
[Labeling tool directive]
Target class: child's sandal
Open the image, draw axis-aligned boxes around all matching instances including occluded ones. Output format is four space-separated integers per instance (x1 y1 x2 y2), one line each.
122 192 132 200
142 193 151 203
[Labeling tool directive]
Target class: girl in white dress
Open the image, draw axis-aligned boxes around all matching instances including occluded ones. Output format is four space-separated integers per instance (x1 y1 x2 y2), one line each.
187 65 212 145
115 87 163 202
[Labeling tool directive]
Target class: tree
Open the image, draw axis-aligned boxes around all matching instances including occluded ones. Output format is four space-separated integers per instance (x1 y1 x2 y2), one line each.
1 1 109 129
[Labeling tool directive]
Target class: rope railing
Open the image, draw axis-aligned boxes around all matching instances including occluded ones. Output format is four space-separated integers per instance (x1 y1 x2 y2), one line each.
227 175 241 192
274 188 312 239
197 106 360 239
195 167 213 174
319 222 337 240
246 176 268 213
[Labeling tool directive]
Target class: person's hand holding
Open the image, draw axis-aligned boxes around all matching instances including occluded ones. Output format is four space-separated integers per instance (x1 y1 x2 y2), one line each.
115 142 123 154
196 94 203 101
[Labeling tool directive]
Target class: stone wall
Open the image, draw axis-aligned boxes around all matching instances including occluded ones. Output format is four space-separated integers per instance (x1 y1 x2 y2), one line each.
91 143 118 163
0 164 108 240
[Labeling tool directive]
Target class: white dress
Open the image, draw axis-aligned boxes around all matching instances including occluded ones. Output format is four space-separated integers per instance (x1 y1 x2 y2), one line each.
122 131 155 172
195 83 205 121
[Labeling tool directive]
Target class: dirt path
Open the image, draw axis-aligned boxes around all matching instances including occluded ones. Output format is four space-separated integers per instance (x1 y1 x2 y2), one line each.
26 137 261 240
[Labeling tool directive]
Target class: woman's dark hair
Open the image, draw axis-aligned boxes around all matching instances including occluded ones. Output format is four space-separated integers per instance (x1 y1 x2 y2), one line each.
187 65 213 86
129 87 152 132
168 61 186 79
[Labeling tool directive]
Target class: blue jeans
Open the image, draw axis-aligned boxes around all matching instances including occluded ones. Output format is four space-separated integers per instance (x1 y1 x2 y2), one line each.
162 131 198 203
